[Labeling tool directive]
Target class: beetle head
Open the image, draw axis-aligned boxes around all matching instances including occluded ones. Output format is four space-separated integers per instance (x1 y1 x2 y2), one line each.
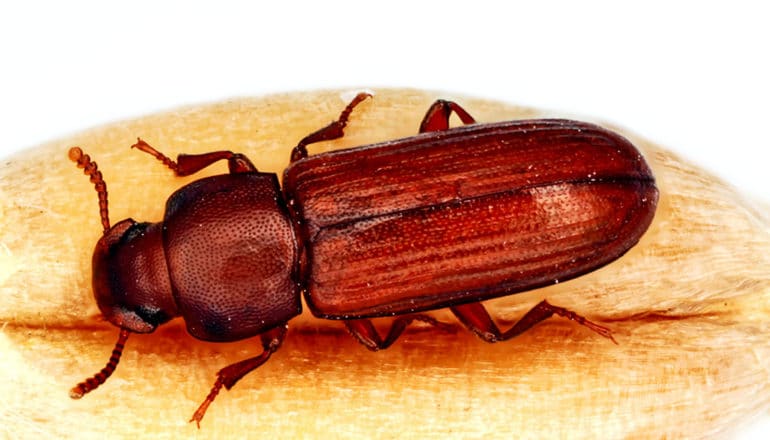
69 146 179 334
91 218 179 333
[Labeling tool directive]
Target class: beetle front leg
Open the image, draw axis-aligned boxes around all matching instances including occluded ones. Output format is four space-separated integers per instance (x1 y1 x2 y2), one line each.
451 300 617 344
418 99 477 133
345 315 455 351
131 138 258 175
290 92 372 162
190 325 287 428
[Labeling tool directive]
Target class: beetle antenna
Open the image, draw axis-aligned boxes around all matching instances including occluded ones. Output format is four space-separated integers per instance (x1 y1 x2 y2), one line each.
69 147 111 232
70 328 130 399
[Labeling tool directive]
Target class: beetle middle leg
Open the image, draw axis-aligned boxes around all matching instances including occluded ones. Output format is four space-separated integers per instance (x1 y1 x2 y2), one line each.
131 138 258 175
290 92 372 162
451 301 617 344
345 315 455 351
418 99 477 133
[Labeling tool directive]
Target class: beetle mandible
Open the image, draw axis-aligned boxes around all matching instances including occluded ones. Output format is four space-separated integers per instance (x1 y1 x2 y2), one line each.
68 93 658 426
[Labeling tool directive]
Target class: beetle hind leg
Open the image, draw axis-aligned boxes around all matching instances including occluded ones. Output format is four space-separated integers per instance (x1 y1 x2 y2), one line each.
451 300 617 344
345 314 455 351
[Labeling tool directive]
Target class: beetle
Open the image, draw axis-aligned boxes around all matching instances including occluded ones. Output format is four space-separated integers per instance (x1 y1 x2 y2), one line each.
68 92 658 426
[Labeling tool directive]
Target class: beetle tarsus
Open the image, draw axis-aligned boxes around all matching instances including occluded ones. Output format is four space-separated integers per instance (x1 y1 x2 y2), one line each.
132 138 180 173
190 378 223 428
537 300 617 344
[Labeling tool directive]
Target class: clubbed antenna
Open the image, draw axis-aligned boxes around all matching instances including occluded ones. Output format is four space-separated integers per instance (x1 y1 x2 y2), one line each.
69 147 111 233
70 328 130 399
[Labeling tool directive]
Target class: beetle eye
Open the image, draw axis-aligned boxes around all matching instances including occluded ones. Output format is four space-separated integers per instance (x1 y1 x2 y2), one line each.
135 305 171 327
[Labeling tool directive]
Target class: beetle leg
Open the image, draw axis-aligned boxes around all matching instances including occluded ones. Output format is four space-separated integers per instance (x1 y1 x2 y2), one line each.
418 100 477 133
190 325 287 428
131 138 257 176
345 314 455 351
451 300 617 344
290 92 372 162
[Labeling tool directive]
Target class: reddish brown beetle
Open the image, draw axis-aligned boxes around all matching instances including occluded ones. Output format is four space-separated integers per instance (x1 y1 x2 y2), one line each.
68 93 658 426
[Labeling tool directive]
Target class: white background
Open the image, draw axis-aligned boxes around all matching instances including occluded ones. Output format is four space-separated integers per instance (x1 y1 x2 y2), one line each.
1 1 767 437
1 2 768 203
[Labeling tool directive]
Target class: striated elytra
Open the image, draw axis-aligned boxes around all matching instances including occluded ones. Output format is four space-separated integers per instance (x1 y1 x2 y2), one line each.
68 93 658 426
